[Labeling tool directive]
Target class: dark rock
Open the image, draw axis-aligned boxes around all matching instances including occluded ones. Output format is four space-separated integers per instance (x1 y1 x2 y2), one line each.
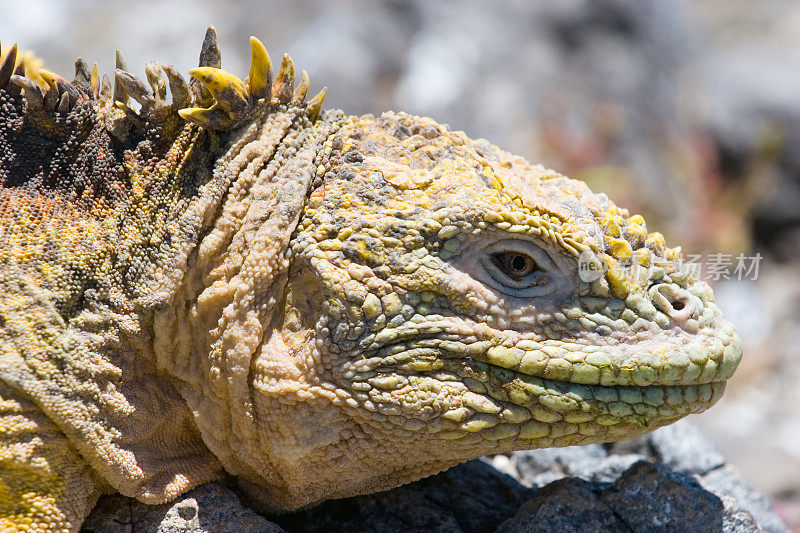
598 460 727 532
84 423 788 532
269 459 534 533
495 478 627 533
497 458 764 532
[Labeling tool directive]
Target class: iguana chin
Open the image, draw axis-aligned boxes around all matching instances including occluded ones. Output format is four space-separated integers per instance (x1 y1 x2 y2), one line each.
0 27 742 532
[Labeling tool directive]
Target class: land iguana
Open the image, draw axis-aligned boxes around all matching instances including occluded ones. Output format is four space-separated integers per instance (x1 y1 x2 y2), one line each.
0 28 742 532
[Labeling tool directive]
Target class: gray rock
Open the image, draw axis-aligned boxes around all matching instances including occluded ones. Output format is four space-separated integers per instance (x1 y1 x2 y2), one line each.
512 444 605 485
650 419 726 475
719 493 763 533
82 483 284 533
512 443 645 487
566 451 647 484
701 465 789 533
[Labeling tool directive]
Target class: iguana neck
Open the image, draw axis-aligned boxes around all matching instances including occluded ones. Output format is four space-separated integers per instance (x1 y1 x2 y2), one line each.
150 105 348 483
132 105 343 306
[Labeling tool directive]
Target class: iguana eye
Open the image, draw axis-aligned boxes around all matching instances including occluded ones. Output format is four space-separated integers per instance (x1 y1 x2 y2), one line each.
475 239 563 297
491 252 538 279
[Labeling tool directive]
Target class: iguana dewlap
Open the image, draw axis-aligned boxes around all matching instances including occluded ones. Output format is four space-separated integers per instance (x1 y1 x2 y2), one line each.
0 28 742 532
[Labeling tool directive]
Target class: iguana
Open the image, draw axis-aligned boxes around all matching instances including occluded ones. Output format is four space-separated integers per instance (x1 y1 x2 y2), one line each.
0 28 742 532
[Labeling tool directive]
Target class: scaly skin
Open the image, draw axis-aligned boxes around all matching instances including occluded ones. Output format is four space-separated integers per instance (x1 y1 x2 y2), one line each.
0 29 742 531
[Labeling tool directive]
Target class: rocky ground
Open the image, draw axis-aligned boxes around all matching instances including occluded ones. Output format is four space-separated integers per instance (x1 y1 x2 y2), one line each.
82 421 787 532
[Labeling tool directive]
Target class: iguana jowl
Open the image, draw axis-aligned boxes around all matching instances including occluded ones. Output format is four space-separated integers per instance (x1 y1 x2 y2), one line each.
0 28 742 532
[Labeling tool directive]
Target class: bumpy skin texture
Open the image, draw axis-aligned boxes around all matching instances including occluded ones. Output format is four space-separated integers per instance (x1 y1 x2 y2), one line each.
0 30 742 532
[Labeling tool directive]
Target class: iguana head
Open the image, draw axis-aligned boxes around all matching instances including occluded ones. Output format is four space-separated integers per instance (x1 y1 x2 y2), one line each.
260 111 742 506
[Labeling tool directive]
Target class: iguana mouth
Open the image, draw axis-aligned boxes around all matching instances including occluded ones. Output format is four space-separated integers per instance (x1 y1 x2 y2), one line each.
459 358 728 427
362 315 741 390
356 337 728 426
466 332 741 388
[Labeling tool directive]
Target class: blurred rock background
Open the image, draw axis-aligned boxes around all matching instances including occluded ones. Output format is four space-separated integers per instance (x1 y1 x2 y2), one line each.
1 0 798 528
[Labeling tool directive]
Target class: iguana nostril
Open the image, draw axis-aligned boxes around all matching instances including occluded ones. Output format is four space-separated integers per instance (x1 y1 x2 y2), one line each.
649 284 696 321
